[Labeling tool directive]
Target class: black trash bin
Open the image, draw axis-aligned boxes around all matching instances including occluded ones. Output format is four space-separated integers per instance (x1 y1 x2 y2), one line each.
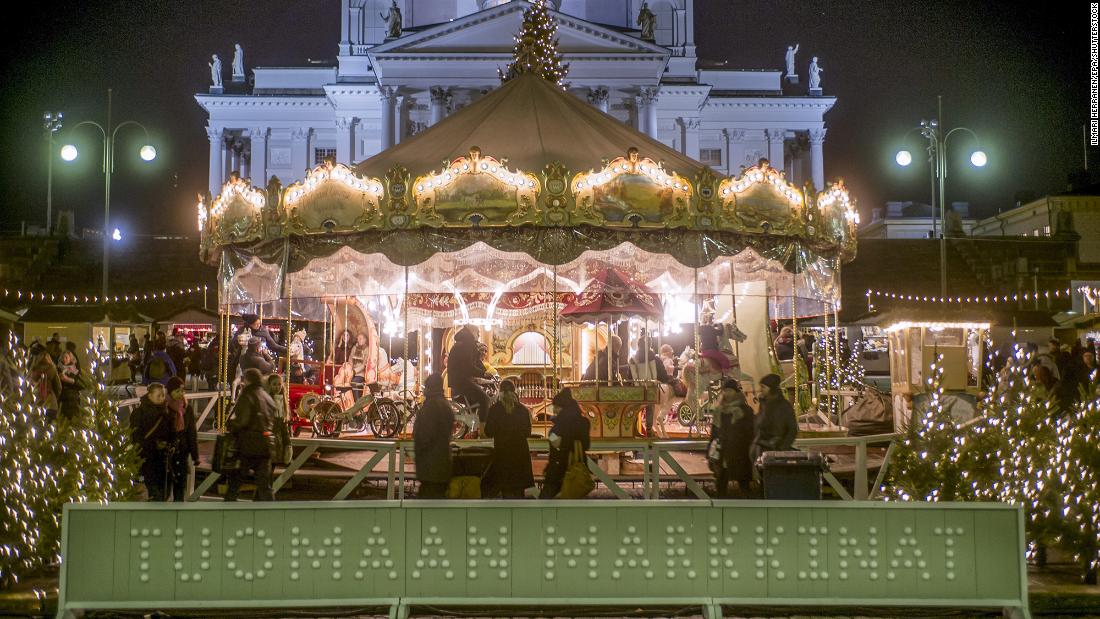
758 451 826 500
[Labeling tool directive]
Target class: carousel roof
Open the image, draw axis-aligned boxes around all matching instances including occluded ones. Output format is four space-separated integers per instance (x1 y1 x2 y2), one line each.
356 74 704 180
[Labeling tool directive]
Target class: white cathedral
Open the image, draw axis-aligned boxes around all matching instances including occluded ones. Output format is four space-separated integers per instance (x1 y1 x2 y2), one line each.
196 0 834 198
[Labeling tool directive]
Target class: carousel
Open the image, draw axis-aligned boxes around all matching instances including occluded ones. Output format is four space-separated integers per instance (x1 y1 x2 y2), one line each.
198 46 858 441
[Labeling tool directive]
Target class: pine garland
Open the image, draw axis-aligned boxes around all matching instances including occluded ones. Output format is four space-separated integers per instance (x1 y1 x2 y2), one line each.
499 0 569 87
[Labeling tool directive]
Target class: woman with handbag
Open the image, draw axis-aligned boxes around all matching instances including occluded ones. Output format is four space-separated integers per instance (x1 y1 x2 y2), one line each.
483 380 534 498
165 377 200 502
542 389 591 499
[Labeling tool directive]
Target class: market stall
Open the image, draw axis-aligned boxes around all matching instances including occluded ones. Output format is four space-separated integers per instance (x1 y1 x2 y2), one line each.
198 46 858 439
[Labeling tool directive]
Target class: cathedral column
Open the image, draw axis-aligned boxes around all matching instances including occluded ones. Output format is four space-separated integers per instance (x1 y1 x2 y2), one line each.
429 87 450 126
379 87 396 150
291 128 310 178
397 94 414 143
340 0 351 55
587 87 609 114
767 128 786 171
349 4 362 47
809 127 827 191
336 117 354 164
206 127 223 197
639 87 659 139
728 129 746 174
248 127 268 186
680 117 700 161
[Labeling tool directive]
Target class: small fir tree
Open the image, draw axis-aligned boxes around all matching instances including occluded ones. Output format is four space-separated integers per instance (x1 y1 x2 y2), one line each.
499 0 569 87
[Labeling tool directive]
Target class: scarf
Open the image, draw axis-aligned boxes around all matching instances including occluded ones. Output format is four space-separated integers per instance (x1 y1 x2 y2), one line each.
167 396 186 433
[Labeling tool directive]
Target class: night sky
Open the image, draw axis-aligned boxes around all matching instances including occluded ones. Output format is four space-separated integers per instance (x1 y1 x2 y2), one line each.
0 1 1091 235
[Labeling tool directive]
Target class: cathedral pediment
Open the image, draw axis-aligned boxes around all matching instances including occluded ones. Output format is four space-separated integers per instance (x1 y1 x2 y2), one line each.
369 1 668 58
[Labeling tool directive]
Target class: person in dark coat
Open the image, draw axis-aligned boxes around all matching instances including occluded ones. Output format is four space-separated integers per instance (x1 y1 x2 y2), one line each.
165 377 200 502
773 327 795 361
751 373 798 461
143 342 178 386
225 368 278 501
166 336 187 379
483 379 534 498
710 378 754 498
583 335 632 384
413 374 455 498
129 383 173 501
238 337 275 375
541 388 591 499
242 314 287 356
447 326 491 420
56 349 83 420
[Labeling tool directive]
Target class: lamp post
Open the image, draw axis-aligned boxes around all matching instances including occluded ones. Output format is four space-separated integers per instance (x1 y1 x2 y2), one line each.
60 89 156 301
894 96 986 298
43 111 64 235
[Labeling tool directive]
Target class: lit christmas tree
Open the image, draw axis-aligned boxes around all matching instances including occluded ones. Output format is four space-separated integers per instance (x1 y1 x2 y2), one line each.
1053 389 1100 584
0 341 139 588
499 0 569 87
884 356 967 501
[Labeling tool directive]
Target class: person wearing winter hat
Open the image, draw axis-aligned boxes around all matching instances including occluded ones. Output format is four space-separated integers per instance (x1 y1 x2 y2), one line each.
483 379 534 498
164 377 199 501
413 374 454 498
542 388 591 499
751 373 797 461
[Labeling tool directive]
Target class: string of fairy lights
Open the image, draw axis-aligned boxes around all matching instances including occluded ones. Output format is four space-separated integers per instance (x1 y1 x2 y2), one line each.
0 285 209 305
865 285 1100 306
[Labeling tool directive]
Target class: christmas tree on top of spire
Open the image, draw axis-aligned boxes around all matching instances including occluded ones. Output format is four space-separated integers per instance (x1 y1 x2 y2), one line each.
499 0 569 88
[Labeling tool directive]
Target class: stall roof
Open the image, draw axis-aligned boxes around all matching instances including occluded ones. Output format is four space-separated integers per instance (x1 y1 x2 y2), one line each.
18 305 153 324
154 304 219 324
356 73 705 179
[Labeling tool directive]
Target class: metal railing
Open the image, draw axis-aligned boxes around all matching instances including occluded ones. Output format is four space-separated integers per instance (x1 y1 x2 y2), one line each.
116 391 897 502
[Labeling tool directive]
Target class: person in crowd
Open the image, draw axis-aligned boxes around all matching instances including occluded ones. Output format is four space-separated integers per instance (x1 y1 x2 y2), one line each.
225 368 278 501
331 329 353 366
166 335 187 379
477 342 499 377
659 344 678 379
349 332 371 399
45 339 62 365
773 326 795 361
127 334 143 381
57 349 83 419
238 337 275 375
583 334 631 384
165 377 199 502
239 314 287 356
633 339 671 437
30 352 62 420
710 378 755 498
751 373 797 462
412 374 454 499
1083 350 1099 392
447 326 492 420
143 341 178 386
1035 339 1063 380
542 388 591 499
483 379 534 498
201 334 220 390
63 341 82 370
130 383 173 501
265 373 287 420
187 339 203 382
141 333 153 366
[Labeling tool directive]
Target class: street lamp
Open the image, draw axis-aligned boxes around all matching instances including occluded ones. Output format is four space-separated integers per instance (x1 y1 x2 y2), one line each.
893 96 986 298
60 88 156 301
43 111 64 234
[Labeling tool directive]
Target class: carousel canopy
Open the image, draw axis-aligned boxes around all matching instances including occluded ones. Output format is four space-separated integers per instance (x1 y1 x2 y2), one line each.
560 266 661 322
357 74 704 181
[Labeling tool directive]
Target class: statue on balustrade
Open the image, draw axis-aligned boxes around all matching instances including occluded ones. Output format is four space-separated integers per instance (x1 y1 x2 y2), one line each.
381 1 403 39
637 2 656 42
